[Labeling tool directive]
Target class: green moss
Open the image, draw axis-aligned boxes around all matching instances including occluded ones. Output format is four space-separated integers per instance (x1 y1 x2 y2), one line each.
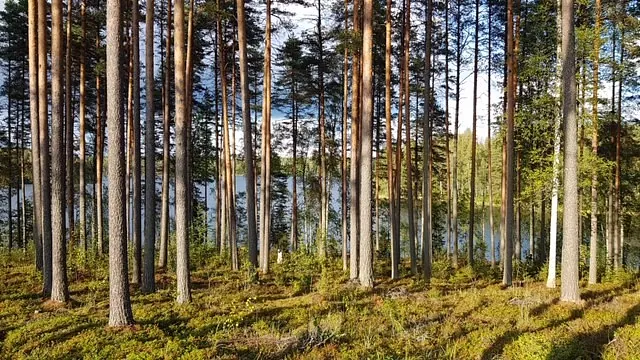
0 254 638 359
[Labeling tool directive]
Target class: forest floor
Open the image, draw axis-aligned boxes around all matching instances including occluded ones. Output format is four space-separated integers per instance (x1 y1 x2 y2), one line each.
1 251 639 360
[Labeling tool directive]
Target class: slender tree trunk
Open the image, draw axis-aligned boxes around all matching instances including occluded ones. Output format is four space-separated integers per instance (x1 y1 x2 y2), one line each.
503 0 515 286
107 0 135 324
142 0 156 293
259 0 273 274
614 28 623 270
404 0 416 275
452 0 461 268
422 0 432 280
487 0 494 267
236 0 258 268
385 0 398 279
8 61 13 253
444 0 452 260
175 0 192 303
394 34 403 277
341 0 349 271
468 0 479 266
349 0 361 280
548 0 563 288
96 57 104 256
20 83 27 251
159 0 172 270
214 30 221 251
38 0 52 297
560 0 579 302
185 0 195 231
126 32 133 249
608 30 616 271
79 0 87 252
358 0 374 289
51 0 69 302
317 0 328 259
290 84 298 252
131 0 142 286
65 0 74 244
28 0 42 271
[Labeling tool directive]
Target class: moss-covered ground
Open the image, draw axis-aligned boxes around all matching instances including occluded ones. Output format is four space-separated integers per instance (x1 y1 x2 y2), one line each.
1 251 639 359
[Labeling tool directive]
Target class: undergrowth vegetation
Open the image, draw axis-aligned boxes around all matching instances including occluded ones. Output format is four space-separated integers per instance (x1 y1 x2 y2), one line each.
0 249 639 359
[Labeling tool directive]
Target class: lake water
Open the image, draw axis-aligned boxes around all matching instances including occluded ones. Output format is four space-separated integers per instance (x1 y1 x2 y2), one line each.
7 176 529 260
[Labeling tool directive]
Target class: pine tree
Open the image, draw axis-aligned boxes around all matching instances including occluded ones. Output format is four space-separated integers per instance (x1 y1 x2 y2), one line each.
107 0 135 325
559 0 579 303
142 0 157 293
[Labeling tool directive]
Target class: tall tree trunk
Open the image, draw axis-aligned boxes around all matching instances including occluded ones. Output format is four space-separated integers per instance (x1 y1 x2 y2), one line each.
214 30 221 250
142 0 156 293
185 0 195 232
608 30 616 270
51 0 69 302
159 0 172 270
349 0 361 280
8 60 13 253
487 0 494 267
614 28 623 270
106 0 135 324
358 0 374 289
38 0 52 297
236 0 258 268
20 76 27 251
422 0 432 280
468 0 479 266
404 0 416 275
126 33 133 249
452 0 461 268
218 0 238 271
175 0 192 303
96 53 104 255
290 83 298 252
560 0 580 302
385 0 398 279
503 0 515 286
444 0 451 260
548 0 563 288
65 0 74 243
259 0 273 274
131 0 142 286
79 0 87 252
341 0 349 271
394 31 403 278
28 0 42 271
317 0 328 259
559 0 579 302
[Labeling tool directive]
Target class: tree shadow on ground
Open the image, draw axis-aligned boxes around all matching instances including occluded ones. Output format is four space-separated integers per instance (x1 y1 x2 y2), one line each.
480 284 636 360
546 303 640 359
